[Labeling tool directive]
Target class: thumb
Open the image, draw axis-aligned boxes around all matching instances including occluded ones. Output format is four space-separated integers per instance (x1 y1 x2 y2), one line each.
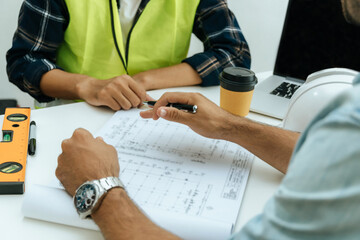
157 107 190 125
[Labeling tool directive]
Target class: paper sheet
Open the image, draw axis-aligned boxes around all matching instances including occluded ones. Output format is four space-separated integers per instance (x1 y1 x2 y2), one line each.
22 109 254 239
22 184 232 239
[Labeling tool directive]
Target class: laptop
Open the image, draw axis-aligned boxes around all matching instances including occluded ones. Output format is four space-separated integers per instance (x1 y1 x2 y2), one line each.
250 0 360 119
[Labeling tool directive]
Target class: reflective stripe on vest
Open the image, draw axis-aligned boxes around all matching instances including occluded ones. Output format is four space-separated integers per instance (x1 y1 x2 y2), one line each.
57 0 200 80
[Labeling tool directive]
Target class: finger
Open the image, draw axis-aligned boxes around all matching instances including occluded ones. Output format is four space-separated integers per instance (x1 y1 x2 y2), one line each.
157 92 193 107
56 154 65 181
97 87 122 111
72 128 94 139
151 92 191 120
57 152 64 165
111 76 142 107
156 107 191 126
61 139 70 151
146 94 155 101
138 94 155 108
106 86 132 110
96 136 104 141
120 86 142 108
55 165 62 181
139 109 155 119
113 94 132 110
126 76 147 102
101 94 122 111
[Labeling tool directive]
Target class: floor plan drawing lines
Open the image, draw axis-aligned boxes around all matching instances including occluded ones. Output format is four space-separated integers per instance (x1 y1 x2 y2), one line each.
96 109 255 224
119 158 212 216
25 109 256 239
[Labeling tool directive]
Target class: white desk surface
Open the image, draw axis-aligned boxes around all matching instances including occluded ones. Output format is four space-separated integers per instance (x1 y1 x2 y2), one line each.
0 72 284 239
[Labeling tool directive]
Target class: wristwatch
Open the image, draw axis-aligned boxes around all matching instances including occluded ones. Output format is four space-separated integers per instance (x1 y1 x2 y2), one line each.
74 176 125 219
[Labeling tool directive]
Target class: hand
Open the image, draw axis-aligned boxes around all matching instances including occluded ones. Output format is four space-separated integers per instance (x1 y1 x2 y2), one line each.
140 92 237 140
77 75 146 111
56 128 120 196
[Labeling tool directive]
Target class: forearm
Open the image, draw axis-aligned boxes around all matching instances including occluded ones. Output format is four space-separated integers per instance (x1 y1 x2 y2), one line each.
223 115 300 174
141 92 298 173
40 69 95 100
133 63 202 90
92 188 179 240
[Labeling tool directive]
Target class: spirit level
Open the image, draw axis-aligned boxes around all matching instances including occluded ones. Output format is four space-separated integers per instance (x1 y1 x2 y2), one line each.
0 108 31 194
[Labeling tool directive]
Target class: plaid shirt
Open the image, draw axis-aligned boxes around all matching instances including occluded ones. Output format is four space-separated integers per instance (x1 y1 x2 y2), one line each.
7 0 251 102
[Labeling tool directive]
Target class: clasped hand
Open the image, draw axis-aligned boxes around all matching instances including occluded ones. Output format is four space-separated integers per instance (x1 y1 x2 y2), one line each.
78 75 147 111
56 129 120 196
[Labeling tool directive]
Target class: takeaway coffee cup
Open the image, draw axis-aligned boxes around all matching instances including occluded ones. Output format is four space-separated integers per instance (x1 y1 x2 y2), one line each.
219 67 258 116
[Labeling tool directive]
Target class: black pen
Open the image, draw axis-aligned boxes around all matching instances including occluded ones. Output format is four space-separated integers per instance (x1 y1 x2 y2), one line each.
144 101 198 114
28 121 36 156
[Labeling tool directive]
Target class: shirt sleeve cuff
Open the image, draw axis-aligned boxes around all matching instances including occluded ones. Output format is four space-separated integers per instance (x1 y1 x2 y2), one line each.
23 60 62 103
183 53 222 87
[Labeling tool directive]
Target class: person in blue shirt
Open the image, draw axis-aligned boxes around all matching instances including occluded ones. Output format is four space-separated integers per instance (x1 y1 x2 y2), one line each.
55 0 360 238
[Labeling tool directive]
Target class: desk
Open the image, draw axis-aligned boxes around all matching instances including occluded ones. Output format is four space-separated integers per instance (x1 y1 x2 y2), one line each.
0 76 284 239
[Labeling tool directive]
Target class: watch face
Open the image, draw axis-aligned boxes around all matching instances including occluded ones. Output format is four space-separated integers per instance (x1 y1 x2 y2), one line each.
74 183 98 213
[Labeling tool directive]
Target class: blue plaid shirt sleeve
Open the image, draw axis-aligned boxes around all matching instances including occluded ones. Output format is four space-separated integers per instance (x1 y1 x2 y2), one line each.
6 0 250 102
6 0 68 102
183 0 251 86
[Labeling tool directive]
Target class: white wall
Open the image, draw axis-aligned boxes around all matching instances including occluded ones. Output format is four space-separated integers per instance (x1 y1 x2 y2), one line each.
188 0 289 73
0 0 289 108
229 0 289 72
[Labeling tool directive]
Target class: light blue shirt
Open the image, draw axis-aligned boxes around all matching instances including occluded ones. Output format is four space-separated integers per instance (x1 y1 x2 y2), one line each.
233 74 360 240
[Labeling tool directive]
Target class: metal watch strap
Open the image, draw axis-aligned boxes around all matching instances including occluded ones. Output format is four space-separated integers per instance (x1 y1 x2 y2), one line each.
97 176 125 192
90 177 125 216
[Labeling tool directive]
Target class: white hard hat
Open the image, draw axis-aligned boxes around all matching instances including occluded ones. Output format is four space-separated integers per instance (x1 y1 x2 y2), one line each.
282 68 358 132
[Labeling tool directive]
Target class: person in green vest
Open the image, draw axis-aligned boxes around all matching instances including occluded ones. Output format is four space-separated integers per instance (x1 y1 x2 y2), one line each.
7 0 250 110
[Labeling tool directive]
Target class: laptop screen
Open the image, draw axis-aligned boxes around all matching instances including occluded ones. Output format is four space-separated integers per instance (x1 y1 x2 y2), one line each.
274 0 360 80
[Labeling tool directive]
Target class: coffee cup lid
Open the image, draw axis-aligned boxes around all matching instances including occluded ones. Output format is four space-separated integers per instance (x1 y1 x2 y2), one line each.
220 67 258 92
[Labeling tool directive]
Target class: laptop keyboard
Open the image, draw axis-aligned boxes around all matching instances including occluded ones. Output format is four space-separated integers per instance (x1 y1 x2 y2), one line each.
270 82 300 99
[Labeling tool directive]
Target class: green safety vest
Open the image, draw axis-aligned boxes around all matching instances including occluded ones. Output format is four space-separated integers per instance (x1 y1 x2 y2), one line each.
56 0 201 80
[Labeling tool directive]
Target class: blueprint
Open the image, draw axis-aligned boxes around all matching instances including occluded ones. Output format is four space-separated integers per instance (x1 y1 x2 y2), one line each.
97 109 254 227
22 109 254 239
